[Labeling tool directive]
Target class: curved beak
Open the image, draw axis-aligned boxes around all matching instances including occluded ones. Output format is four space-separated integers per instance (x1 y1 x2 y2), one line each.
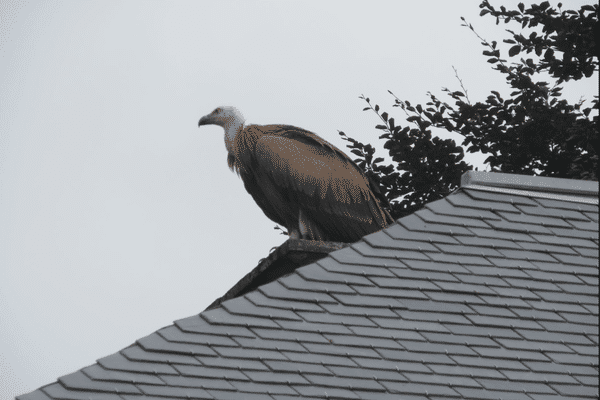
198 115 210 127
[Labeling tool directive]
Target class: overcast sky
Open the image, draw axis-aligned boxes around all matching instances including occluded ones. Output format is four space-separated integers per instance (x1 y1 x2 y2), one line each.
0 1 596 398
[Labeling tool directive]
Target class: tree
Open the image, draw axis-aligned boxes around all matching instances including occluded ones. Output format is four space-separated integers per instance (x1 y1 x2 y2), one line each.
341 1 598 220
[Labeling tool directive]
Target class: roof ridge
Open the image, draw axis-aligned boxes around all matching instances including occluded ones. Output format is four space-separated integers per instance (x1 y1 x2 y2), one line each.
461 171 598 205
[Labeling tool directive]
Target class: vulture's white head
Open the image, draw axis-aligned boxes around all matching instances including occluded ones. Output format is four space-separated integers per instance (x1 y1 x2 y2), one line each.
198 106 245 154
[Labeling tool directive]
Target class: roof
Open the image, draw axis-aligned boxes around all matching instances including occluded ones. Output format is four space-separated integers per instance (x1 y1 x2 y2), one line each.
18 171 599 400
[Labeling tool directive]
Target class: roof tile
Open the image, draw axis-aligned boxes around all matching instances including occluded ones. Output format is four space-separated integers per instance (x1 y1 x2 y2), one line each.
14 391 52 400
291 385 361 399
549 383 599 397
467 227 537 242
378 381 460 397
137 332 217 356
530 233 597 248
347 325 426 342
548 225 598 240
516 328 595 345
403 259 473 273
419 208 492 228
43 384 124 400
372 317 450 333
449 355 527 370
512 307 564 321
398 298 475 314
206 389 266 400
159 325 238 346
533 197 598 212
465 188 538 205
99 352 179 374
275 319 354 335
323 333 402 349
363 230 440 252
501 370 579 384
304 373 387 391
82 364 164 385
385 221 461 244
543 352 598 365
377 349 456 365
320 302 399 318
282 350 357 367
471 346 550 361
251 327 327 343
175 315 255 337
396 310 471 325
428 197 502 220
477 378 558 394
172 364 249 380
233 336 306 352
246 290 324 312
264 360 333 375
496 338 573 353
445 324 521 339
515 240 580 255
427 364 505 379
331 293 405 309
523 361 598 375
228 380 298 395
353 284 428 300
160 374 235 390
297 263 374 286
369 276 441 291
245 370 310 384
419 332 498 347
223 297 302 321
327 246 406 269
280 273 356 294
466 314 543 330
403 372 482 387
196 355 269 370
58 371 141 394
352 356 432 373
327 365 406 381
259 281 337 304
478 295 532 308
302 342 380 358
447 191 521 212
399 340 477 356
211 346 287 360
399 214 475 236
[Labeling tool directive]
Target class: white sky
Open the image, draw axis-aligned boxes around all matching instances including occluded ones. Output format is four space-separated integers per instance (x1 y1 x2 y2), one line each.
0 1 596 398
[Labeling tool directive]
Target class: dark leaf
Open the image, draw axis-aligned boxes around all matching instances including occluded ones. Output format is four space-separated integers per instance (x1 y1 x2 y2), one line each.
508 45 521 57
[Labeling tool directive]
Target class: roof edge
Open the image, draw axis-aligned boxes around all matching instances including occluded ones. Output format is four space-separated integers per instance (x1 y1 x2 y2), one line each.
461 171 598 205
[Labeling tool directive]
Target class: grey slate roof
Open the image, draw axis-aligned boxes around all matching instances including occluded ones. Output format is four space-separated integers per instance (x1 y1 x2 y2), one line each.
18 171 599 400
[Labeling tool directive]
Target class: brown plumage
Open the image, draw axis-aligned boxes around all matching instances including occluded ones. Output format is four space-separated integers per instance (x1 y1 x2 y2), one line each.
198 106 393 242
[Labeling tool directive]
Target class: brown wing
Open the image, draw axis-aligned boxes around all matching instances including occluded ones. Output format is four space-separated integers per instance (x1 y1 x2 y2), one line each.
234 124 391 242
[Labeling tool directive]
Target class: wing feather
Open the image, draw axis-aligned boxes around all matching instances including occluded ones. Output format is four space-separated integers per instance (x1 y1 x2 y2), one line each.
232 124 390 242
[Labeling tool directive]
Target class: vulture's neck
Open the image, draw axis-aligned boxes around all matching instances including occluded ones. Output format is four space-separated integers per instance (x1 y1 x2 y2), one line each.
224 117 245 155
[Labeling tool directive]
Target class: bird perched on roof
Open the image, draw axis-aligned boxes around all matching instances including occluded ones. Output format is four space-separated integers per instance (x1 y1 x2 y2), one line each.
198 106 393 242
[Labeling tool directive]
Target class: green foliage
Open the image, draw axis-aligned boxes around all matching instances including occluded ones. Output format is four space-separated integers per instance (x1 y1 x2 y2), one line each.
342 1 598 220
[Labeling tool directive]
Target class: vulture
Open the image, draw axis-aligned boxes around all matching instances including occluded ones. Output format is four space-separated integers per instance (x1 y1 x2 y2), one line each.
198 106 393 243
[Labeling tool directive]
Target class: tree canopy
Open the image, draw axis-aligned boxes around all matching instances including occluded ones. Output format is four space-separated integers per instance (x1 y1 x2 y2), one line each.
341 1 598 220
